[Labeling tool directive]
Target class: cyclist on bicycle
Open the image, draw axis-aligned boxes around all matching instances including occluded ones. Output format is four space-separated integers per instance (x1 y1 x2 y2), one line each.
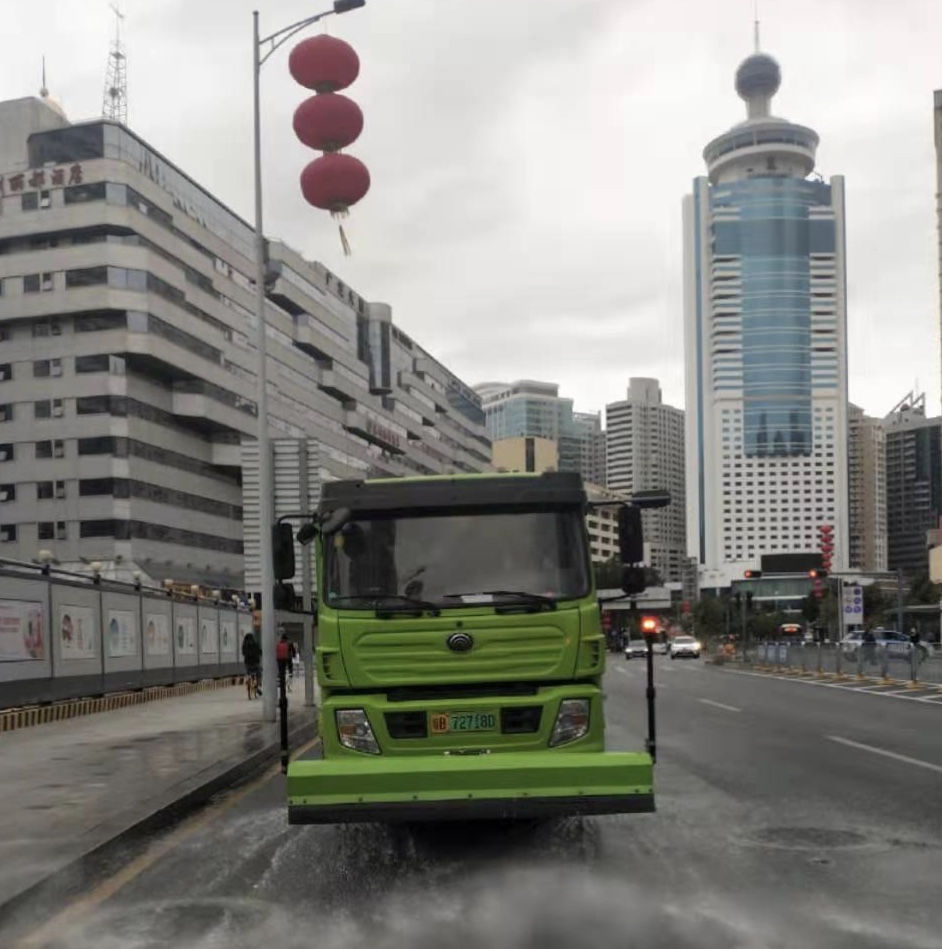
241 631 262 699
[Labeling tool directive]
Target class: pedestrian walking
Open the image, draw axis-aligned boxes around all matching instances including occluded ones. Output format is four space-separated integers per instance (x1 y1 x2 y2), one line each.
276 630 292 692
242 631 262 699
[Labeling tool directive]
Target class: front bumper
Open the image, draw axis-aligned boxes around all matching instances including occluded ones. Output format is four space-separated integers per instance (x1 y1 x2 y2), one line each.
287 750 654 824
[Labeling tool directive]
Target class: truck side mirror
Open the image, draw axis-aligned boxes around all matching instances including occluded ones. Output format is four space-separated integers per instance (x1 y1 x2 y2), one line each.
297 521 317 545
618 506 644 565
273 523 296 580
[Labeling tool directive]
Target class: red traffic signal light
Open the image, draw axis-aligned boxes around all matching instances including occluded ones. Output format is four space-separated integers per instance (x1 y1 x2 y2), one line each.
640 616 658 635
808 568 829 579
744 569 762 579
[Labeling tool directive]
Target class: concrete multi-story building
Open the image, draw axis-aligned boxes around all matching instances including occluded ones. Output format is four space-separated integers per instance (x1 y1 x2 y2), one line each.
475 380 587 477
847 404 887 572
935 90 942 406
573 411 607 487
605 378 686 582
884 392 941 576
584 483 624 565
491 436 558 474
683 49 849 584
0 94 490 590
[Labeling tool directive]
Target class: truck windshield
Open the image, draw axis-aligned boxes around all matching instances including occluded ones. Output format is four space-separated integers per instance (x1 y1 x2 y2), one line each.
324 508 590 608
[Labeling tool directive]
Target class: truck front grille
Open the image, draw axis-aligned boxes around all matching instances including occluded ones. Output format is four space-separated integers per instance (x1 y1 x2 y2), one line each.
385 711 427 739
500 705 542 734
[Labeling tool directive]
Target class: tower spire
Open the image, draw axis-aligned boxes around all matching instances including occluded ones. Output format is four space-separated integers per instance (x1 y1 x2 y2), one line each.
102 3 128 124
753 0 760 52
40 56 48 97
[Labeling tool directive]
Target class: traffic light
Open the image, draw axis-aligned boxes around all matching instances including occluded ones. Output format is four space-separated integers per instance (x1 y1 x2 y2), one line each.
744 569 762 579
808 568 828 579
640 616 658 636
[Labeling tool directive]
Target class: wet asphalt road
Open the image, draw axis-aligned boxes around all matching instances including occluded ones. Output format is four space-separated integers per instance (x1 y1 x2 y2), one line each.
12 659 942 949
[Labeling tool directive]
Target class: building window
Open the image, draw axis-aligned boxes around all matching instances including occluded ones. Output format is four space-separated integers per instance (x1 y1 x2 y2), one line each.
23 273 41 293
34 400 51 419
38 521 54 540
35 441 52 459
0 524 15 542
37 481 53 500
21 192 39 211
75 354 110 374
0 484 14 502
0 364 10 381
0 404 12 422
33 358 62 377
0 443 13 462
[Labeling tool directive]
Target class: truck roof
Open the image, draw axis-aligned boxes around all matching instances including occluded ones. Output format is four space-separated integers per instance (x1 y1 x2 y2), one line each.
319 471 586 515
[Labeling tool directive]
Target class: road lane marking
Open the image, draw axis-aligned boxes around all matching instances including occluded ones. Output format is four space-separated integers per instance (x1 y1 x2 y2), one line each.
720 669 942 706
13 736 322 949
826 735 942 775
697 698 741 713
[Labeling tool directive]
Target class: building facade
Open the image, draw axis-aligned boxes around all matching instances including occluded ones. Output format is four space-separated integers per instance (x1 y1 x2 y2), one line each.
475 380 585 477
573 411 607 487
491 436 558 474
884 392 941 576
0 96 490 590
683 50 849 584
847 403 887 572
935 90 942 410
605 378 686 582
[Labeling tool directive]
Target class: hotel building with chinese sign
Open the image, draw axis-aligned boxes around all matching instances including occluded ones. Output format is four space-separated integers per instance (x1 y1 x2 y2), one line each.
0 95 490 591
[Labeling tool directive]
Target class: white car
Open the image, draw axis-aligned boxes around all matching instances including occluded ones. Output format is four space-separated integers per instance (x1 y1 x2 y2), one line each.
624 639 648 659
669 636 701 659
653 639 669 655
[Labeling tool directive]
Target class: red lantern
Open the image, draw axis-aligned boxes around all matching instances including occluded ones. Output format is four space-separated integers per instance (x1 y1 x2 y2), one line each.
300 153 370 214
289 35 360 93
293 94 363 152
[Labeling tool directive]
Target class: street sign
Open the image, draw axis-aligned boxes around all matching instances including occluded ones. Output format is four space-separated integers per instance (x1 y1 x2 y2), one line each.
842 584 864 624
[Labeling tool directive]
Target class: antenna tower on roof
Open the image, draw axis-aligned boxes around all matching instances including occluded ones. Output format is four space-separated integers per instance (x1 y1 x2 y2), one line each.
102 3 128 124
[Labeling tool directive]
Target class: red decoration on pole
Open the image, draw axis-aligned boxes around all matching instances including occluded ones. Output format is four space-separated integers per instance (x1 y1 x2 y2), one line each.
289 35 360 92
290 33 368 255
300 153 371 212
293 94 363 152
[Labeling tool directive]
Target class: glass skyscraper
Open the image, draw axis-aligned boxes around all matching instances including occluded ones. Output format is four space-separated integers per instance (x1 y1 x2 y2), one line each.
683 50 849 581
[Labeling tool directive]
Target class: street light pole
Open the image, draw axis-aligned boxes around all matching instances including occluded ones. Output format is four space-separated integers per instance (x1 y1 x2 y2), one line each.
251 1 365 721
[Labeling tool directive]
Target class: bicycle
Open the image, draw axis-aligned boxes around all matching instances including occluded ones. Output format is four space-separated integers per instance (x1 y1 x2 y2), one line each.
245 666 262 700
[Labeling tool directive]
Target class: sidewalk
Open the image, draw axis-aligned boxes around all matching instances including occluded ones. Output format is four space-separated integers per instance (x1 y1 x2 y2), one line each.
0 684 315 918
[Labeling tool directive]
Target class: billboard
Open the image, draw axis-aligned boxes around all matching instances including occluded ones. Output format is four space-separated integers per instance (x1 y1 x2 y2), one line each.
0 599 45 662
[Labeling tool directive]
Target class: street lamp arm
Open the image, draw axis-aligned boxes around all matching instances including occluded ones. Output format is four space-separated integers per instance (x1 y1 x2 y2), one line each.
258 9 336 67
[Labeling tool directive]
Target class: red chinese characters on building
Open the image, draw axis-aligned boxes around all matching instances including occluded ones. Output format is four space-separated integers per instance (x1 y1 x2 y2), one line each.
0 164 83 198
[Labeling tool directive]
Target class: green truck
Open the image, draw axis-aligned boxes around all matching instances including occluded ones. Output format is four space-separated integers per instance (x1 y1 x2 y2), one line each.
275 470 662 823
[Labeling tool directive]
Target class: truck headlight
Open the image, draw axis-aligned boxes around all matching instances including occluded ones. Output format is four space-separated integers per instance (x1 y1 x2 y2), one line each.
336 708 380 754
549 699 590 747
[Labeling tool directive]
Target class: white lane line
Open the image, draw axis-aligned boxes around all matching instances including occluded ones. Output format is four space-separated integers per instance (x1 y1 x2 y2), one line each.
826 735 942 776
721 669 942 705
697 698 741 713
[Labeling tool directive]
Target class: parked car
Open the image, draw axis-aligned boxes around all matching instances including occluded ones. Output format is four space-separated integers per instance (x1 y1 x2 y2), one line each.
653 639 669 655
670 635 701 659
624 639 648 659
840 629 929 663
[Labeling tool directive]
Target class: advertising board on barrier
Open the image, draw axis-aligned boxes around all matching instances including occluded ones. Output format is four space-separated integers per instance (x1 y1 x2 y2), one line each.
176 616 196 654
144 613 171 657
200 617 218 655
59 605 96 660
0 599 45 661
107 610 138 658
220 617 236 654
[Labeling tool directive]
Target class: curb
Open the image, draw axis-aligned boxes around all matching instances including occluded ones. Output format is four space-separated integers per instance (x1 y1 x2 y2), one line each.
0 713 317 936
0 677 248 734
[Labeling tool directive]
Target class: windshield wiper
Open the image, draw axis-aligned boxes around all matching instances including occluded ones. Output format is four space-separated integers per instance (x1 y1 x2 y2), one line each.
442 590 557 611
329 593 441 616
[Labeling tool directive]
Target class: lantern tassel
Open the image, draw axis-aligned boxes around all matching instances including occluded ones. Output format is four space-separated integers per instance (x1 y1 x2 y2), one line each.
338 223 352 256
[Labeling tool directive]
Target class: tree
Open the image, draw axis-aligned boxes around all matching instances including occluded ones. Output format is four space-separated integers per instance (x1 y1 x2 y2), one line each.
693 596 726 641
909 573 941 605
593 557 622 590
800 594 820 624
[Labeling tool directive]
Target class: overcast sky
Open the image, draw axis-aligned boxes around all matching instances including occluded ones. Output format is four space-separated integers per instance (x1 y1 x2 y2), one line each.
3 0 941 419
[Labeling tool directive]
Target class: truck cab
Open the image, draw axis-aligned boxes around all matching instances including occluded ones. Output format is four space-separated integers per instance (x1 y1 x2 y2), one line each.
282 471 657 823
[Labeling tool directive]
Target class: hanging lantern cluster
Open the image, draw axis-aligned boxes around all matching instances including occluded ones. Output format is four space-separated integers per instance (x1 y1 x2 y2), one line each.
289 35 370 256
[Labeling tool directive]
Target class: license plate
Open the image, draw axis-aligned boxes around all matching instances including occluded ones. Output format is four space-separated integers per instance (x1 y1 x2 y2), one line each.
429 711 497 734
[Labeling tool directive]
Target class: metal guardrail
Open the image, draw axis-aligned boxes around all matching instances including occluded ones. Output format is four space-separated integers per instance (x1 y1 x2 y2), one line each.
749 641 942 686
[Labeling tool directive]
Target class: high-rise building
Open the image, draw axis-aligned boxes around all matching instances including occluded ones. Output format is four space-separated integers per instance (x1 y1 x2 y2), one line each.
683 49 849 583
572 411 607 487
847 403 887 572
0 95 490 589
605 378 686 582
935 90 942 408
884 392 941 575
475 380 584 477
